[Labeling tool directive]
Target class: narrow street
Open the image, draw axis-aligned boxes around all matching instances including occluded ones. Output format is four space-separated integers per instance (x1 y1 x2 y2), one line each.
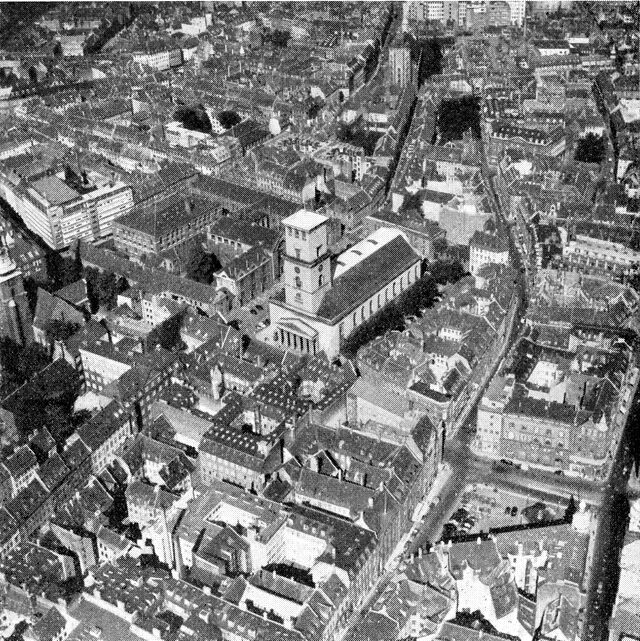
582 383 640 641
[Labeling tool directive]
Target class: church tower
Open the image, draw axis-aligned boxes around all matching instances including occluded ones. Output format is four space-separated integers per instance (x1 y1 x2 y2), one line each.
0 246 32 346
282 210 332 315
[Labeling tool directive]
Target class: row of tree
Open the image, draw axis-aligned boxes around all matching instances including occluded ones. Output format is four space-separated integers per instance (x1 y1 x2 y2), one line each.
341 258 467 359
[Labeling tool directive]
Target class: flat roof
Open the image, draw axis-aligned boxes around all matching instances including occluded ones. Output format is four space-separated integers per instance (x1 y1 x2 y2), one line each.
281 210 328 232
31 175 79 206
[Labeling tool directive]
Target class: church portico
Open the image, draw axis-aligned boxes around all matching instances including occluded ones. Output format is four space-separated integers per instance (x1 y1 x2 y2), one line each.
276 318 319 355
268 210 421 360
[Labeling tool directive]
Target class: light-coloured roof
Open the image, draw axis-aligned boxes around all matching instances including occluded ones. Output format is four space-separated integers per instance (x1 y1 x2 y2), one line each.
281 209 328 232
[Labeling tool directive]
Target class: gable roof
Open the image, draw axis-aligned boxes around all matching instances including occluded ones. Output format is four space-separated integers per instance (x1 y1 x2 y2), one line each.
316 235 420 322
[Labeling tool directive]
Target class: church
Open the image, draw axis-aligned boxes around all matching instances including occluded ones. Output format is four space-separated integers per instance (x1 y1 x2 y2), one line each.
0 244 32 346
268 210 421 359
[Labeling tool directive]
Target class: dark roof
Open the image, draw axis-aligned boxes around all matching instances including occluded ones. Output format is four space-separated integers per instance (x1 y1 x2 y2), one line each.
115 195 216 237
54 278 88 306
32 288 85 332
316 235 420 322
209 217 281 250
470 230 509 253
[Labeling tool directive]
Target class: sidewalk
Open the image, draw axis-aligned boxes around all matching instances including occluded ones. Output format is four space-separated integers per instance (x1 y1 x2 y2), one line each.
384 463 453 572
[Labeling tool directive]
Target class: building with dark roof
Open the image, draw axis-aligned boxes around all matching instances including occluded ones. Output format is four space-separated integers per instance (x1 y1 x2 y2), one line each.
269 212 421 359
113 195 222 262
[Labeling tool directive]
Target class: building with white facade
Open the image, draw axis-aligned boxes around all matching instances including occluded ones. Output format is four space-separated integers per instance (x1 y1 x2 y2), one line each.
268 211 421 359
469 230 510 275
0 165 133 249
563 235 640 277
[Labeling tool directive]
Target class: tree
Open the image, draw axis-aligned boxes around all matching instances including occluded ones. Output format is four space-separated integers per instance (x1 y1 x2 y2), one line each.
174 104 212 134
85 268 120 311
432 237 448 259
185 244 221 285
401 191 423 212
397 272 438 317
429 259 467 285
270 29 290 48
0 337 50 395
575 133 605 164
218 110 242 130
437 96 481 142
342 302 404 359
146 309 186 352
336 119 381 156
45 251 82 291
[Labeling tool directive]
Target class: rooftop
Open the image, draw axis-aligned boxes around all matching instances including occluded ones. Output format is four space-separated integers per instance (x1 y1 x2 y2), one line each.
282 210 328 232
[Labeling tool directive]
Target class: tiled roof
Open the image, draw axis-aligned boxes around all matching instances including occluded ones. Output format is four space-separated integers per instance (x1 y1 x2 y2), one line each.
208 216 282 250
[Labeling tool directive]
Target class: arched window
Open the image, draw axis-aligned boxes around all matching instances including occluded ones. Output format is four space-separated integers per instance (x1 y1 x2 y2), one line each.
295 276 302 288
319 275 324 286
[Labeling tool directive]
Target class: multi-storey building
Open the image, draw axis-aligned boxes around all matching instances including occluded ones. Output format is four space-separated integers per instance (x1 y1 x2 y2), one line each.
113 196 221 262
0 247 32 345
132 47 183 71
469 230 510 275
562 235 640 279
0 162 133 249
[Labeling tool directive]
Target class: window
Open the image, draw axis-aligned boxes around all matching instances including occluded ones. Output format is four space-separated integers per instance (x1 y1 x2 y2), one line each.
319 275 324 286
295 249 301 259
295 230 300 238
317 245 322 257
295 277 302 288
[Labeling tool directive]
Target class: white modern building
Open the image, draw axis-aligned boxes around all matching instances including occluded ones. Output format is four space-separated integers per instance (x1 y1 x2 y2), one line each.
0 167 133 249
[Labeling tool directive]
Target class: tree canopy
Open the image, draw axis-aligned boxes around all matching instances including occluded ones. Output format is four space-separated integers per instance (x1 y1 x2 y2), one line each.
174 104 212 134
0 337 51 396
218 110 242 130
336 119 381 155
85 268 126 312
429 258 467 285
185 243 222 285
342 270 440 359
575 133 605 164
268 29 290 48
437 96 481 142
